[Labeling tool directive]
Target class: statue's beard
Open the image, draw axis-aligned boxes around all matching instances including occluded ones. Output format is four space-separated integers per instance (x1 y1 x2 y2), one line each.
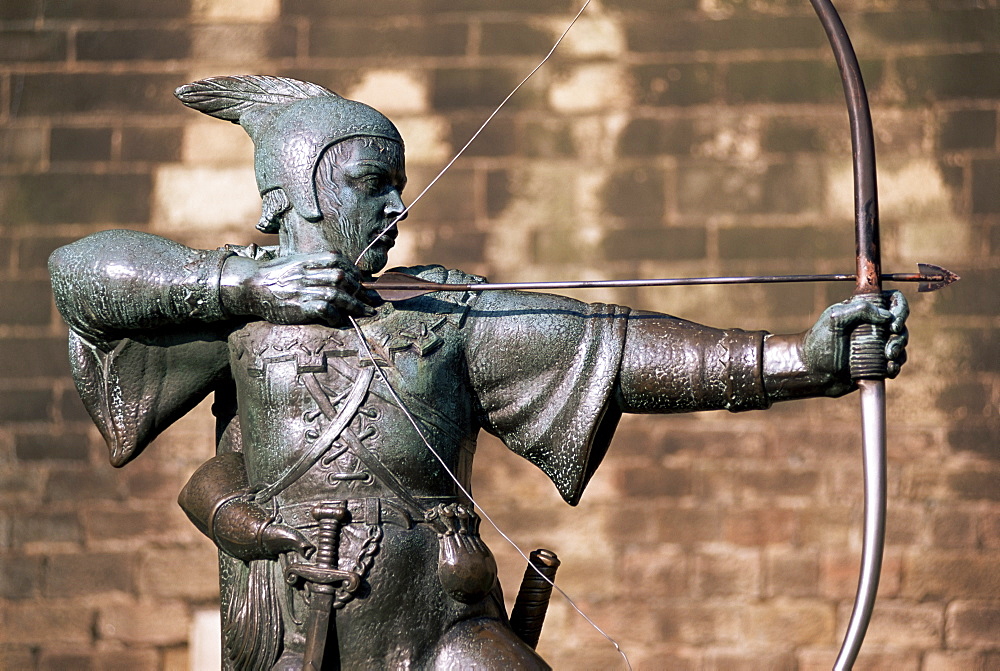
334 211 392 275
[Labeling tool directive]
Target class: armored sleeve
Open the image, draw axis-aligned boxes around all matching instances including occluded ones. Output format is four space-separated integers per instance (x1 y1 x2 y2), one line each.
49 228 233 342
617 311 770 414
49 229 235 466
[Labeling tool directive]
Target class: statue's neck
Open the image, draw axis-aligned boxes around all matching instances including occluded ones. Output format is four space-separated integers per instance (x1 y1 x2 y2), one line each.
278 220 338 257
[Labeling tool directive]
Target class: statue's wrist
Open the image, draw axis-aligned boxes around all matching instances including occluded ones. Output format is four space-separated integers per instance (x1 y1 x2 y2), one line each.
219 255 258 318
763 333 839 400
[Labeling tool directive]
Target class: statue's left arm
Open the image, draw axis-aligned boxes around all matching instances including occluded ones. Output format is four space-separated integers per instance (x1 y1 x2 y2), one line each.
619 291 908 413
465 289 906 504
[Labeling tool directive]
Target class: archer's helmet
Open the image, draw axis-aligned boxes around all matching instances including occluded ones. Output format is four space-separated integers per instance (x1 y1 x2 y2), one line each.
175 75 403 222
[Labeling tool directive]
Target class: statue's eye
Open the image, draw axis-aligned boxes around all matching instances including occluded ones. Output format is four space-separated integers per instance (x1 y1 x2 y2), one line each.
360 174 384 193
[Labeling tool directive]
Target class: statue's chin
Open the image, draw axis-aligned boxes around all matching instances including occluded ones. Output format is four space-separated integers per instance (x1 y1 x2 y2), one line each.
356 248 389 275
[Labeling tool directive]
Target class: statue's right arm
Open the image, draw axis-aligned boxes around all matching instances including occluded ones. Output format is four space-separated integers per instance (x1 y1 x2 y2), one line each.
50 230 237 466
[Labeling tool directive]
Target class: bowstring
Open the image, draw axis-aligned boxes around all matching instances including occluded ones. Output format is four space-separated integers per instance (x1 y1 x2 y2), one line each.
349 2 632 666
348 317 632 670
354 0 593 269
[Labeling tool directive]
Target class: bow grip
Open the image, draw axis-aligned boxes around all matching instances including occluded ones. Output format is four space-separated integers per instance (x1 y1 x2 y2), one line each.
849 292 888 380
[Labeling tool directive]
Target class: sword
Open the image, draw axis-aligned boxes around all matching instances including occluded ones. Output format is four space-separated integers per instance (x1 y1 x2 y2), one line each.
285 502 361 671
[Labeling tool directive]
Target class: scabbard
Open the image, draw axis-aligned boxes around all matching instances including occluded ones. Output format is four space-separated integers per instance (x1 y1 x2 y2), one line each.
510 548 560 650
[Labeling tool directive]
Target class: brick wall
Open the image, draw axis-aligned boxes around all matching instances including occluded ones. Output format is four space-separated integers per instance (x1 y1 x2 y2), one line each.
1 0 997 669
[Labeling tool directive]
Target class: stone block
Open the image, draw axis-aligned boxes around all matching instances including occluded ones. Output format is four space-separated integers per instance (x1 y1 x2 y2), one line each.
44 0 192 19
939 109 996 151
0 603 93 644
16 74 183 117
614 466 694 498
15 432 90 461
50 127 113 162
603 0 698 11
603 226 707 262
632 63 717 107
930 508 978 549
0 646 36 669
423 227 487 267
904 552 1000 600
726 60 847 105
947 601 1000 647
60 390 93 423
695 548 760 597
617 117 696 157
481 21 565 57
0 30 67 61
719 225 853 261
898 53 1000 102
190 23 296 62
45 466 126 502
972 158 1000 214
738 601 834 646
17 236 79 272
0 389 51 422
922 650 986 671
0 127 46 165
98 601 189 645
11 511 82 548
1 173 153 225
45 552 137 597
654 506 724 545
762 118 826 154
312 20 467 59
449 116 515 157
703 650 797 671
799 648 920 671
486 169 511 217
725 508 798 547
121 126 184 163
0 0 40 20
846 600 943 647
432 68 526 110
627 15 823 53
77 29 191 62
139 547 220 600
82 507 178 543
947 468 1000 501
765 548 819 597
0 555 43 599
284 0 576 16
601 167 665 218
861 8 1000 46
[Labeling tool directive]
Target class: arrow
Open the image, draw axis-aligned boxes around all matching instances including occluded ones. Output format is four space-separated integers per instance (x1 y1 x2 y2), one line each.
365 263 958 302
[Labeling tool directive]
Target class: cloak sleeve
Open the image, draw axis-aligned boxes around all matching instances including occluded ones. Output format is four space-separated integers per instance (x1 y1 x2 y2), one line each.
465 290 630 505
50 230 237 466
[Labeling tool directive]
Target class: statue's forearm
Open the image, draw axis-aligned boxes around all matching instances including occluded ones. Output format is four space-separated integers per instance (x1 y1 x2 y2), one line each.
762 333 838 401
618 312 841 413
617 311 770 413
49 229 234 339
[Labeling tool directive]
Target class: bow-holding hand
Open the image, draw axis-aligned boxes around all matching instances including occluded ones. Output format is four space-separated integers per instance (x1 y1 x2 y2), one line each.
764 291 908 401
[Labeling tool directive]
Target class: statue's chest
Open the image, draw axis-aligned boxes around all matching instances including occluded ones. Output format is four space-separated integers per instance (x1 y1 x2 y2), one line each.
227 314 472 485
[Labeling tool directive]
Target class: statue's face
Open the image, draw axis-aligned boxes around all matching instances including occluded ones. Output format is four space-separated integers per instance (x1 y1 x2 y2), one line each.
314 137 407 274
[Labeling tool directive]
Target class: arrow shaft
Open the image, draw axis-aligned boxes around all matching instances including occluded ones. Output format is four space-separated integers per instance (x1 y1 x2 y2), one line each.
366 271 951 296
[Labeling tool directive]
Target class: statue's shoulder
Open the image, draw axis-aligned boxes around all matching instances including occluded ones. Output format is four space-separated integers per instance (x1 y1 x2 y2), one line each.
384 265 484 327
222 243 278 260
390 264 485 287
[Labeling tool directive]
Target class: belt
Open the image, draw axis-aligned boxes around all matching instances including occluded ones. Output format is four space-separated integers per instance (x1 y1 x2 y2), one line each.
278 496 459 531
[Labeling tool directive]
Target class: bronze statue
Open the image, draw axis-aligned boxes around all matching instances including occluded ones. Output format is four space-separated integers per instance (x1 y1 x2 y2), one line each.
49 75 908 670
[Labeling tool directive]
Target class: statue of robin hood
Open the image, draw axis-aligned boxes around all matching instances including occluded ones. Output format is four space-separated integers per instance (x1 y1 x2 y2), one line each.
49 76 908 670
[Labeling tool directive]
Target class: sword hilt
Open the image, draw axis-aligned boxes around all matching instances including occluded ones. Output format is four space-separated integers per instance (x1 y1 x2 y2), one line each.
285 502 361 598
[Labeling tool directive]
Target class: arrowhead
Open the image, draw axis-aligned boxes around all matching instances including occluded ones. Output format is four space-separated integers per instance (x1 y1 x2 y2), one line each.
916 263 960 292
